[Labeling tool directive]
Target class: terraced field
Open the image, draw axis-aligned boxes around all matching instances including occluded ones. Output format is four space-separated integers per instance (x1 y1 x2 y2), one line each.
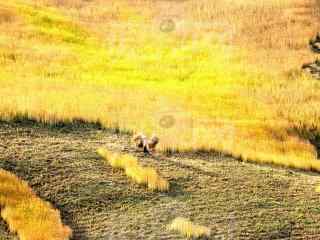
1 121 320 239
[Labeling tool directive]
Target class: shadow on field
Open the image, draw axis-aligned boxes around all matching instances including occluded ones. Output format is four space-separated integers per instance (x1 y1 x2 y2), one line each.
288 125 320 160
1 113 131 135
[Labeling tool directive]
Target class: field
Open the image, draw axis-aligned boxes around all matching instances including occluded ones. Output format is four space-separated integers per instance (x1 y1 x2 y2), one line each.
1 121 320 239
1 0 320 239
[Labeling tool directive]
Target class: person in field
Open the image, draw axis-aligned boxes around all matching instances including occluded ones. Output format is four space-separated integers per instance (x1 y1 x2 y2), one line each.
133 133 159 154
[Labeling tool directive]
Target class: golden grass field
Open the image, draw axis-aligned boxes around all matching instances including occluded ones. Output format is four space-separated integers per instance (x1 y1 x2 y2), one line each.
1 0 320 239
1 0 320 171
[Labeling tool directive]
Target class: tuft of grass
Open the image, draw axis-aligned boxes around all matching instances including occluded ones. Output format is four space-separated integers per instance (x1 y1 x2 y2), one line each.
168 217 211 239
125 166 170 192
97 148 138 169
97 148 169 192
0 169 72 240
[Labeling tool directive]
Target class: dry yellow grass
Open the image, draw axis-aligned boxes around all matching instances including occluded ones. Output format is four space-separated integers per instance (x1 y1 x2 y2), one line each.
1 0 320 173
97 148 138 169
97 148 169 192
187 0 319 70
125 166 170 192
168 217 211 239
0 169 72 240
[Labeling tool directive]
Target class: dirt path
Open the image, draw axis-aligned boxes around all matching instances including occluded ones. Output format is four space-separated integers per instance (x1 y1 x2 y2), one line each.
1 121 320 239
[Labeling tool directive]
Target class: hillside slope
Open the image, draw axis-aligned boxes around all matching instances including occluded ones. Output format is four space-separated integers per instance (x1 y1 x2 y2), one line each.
1 121 320 239
1 1 320 171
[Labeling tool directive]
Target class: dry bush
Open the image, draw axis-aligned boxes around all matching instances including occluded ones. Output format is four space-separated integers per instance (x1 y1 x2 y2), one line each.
0 169 72 240
97 148 169 192
168 217 211 239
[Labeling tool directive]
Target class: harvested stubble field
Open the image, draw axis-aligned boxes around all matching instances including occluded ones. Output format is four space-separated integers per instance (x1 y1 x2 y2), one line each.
1 121 320 239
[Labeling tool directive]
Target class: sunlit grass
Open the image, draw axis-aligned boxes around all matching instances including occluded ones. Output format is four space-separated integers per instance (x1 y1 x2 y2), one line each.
97 148 169 191
168 217 211 239
1 0 320 172
125 165 170 192
0 169 72 240
97 148 138 169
